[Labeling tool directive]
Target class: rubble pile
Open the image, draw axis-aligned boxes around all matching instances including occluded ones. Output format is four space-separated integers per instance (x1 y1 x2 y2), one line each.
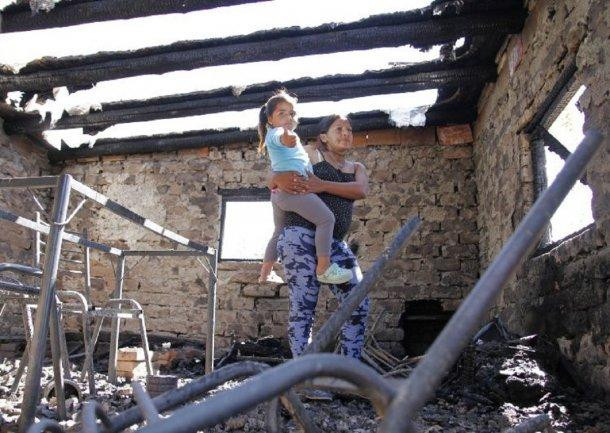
1 332 609 432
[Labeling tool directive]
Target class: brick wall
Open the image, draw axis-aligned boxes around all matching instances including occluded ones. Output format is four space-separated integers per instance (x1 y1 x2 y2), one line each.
473 0 609 394
0 122 51 335
52 126 479 357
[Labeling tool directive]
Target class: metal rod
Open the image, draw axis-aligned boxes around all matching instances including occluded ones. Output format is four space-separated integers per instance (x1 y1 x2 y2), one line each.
380 129 604 433
108 255 126 385
62 199 88 226
0 280 40 296
132 354 395 433
57 305 72 381
82 401 113 433
18 174 72 433
34 212 42 268
70 179 215 255
0 176 59 189
81 316 104 382
138 315 153 376
304 216 421 355
0 207 123 256
122 250 208 256
132 381 161 425
81 229 96 395
25 418 65 433
83 230 92 304
205 251 218 374
107 361 306 432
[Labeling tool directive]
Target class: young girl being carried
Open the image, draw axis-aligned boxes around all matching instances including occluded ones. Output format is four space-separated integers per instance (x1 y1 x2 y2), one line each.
257 91 352 285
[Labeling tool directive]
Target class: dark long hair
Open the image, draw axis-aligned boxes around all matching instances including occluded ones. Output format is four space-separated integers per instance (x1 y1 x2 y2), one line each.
257 90 298 155
316 114 351 151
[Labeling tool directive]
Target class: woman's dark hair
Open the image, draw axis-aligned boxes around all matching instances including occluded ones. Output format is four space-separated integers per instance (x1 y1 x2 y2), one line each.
316 114 351 151
257 89 298 155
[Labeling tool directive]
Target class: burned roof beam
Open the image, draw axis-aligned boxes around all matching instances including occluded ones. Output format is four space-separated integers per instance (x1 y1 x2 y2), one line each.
0 0 271 33
0 9 525 94
4 64 496 134
48 109 476 162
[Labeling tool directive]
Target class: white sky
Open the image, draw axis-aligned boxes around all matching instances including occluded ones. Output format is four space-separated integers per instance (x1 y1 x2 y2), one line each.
0 0 440 149
545 85 593 242
0 0 435 71
221 201 274 260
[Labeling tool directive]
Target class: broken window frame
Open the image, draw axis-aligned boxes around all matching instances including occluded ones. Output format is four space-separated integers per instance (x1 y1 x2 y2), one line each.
525 62 593 251
218 187 272 262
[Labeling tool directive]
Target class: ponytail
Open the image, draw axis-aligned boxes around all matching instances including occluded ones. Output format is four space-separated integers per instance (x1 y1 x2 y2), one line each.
257 89 298 156
257 105 268 155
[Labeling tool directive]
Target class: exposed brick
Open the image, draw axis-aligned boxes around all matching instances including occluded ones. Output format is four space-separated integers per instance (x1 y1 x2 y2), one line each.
353 129 401 147
437 124 474 145
442 146 473 159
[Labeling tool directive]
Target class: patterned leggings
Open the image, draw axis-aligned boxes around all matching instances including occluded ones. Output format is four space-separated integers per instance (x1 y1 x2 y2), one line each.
277 226 370 359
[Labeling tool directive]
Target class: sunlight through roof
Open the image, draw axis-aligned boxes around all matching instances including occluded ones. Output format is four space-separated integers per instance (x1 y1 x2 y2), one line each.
0 0 435 71
43 89 438 148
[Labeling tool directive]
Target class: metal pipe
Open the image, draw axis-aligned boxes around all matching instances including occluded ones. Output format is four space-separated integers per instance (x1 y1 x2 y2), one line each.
0 280 40 295
108 361 313 432
56 303 72 381
380 129 604 433
82 401 114 433
0 208 123 256
304 217 421 355
108 255 126 384
18 174 72 433
278 393 322 433
34 212 42 268
138 314 153 376
81 316 104 382
132 381 161 425
122 250 208 256
48 295 68 419
132 354 395 433
70 179 215 255
205 251 218 374
26 418 64 433
82 229 92 304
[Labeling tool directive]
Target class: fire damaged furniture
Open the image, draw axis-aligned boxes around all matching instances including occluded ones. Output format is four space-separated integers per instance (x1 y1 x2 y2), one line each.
0 175 218 432
0 261 87 407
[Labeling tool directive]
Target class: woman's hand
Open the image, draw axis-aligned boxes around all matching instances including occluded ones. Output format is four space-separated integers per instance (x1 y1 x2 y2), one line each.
304 173 326 193
271 171 308 194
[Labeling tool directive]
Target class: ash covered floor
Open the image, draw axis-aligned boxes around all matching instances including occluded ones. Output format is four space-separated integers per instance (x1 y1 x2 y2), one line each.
1 333 609 433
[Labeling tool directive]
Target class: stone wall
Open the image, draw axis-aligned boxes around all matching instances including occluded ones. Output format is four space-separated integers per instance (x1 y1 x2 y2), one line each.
55 126 479 357
0 122 52 335
473 0 609 394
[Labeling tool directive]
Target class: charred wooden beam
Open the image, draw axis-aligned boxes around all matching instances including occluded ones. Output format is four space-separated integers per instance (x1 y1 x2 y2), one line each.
0 0 270 33
4 64 496 134
0 9 525 93
48 109 475 162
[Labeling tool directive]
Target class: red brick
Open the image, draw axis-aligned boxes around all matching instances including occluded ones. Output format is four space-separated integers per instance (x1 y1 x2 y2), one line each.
437 124 474 145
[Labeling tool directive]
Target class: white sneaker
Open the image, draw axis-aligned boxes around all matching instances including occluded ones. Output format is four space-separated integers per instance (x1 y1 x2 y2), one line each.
265 270 284 284
317 263 352 284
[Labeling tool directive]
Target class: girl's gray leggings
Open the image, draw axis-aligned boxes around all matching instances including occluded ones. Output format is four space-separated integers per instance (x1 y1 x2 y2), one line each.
263 190 334 263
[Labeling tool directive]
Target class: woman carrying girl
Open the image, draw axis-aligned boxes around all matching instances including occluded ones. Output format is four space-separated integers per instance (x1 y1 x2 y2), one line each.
272 114 370 359
257 91 353 285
